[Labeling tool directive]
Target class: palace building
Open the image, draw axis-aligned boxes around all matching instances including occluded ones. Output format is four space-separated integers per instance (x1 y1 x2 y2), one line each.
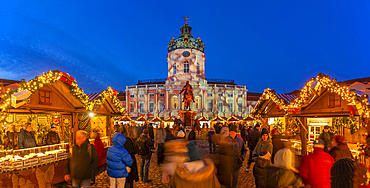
123 19 255 119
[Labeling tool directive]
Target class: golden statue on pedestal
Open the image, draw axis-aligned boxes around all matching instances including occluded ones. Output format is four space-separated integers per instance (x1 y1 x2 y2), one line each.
180 81 194 110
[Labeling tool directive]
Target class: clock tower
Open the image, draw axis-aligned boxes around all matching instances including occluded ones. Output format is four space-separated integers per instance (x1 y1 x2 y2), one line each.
166 18 206 83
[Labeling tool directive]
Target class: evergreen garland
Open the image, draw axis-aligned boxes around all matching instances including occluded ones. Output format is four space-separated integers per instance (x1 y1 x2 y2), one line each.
332 117 359 134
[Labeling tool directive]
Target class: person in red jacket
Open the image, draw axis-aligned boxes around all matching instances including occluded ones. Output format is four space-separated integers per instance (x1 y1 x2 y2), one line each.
91 130 107 184
299 139 334 188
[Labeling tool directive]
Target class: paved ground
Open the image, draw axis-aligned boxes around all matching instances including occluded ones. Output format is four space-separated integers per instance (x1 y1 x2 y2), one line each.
91 139 256 188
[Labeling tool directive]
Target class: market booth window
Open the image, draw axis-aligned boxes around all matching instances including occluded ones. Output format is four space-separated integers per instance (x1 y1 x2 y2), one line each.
39 90 52 105
328 94 341 108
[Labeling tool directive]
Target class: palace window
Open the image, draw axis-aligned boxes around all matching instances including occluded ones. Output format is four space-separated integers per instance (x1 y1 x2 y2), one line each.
184 61 190 73
228 100 233 112
139 94 144 98
39 90 52 105
218 101 223 112
173 63 176 74
238 94 243 98
228 93 233 97
160 93 165 97
159 102 165 112
197 63 200 74
171 95 178 109
208 92 213 97
195 95 202 109
130 102 134 112
149 93 155 98
238 100 243 112
218 93 223 97
130 95 135 98
208 101 213 111
149 102 154 112
139 102 144 112
328 94 341 108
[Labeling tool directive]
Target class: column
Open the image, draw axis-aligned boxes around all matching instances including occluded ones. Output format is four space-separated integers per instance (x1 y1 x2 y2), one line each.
299 117 308 156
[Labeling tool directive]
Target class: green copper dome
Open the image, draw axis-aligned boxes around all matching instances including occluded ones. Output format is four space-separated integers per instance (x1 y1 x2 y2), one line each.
167 22 205 53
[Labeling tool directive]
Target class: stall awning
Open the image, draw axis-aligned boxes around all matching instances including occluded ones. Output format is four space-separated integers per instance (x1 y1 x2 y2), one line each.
198 116 209 121
164 117 176 122
243 115 255 121
120 115 132 121
227 116 241 121
276 93 296 104
211 116 224 121
87 92 103 101
132 116 147 121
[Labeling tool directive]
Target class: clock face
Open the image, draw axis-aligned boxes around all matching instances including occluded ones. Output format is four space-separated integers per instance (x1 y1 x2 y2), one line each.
182 51 190 57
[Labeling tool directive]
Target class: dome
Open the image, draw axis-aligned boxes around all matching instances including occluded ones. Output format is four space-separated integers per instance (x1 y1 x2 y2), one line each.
167 22 205 53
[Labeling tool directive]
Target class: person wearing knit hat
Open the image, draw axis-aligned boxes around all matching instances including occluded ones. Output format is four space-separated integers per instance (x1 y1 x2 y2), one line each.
270 128 284 164
207 127 216 154
217 123 247 188
246 123 261 172
261 148 304 187
319 125 334 152
46 124 60 145
299 139 334 188
253 151 271 188
331 158 355 188
252 128 273 163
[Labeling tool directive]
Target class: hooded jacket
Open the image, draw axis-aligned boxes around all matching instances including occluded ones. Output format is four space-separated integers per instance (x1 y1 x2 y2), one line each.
46 130 60 145
171 159 221 188
247 129 261 150
107 133 133 178
18 129 37 149
271 135 284 163
299 147 334 188
94 136 107 167
253 157 271 188
330 145 353 162
261 148 304 188
65 139 99 179
252 138 273 159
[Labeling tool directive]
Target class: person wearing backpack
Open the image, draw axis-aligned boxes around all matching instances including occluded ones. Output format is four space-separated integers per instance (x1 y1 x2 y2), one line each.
64 130 99 188
137 128 154 183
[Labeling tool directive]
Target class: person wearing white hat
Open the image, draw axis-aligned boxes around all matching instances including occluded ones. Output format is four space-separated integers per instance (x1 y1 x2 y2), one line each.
261 148 304 187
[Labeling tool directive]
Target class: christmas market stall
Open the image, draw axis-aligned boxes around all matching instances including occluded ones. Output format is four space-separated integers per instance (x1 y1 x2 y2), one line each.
0 70 90 187
117 115 132 125
131 116 147 127
164 116 176 128
86 86 126 147
252 73 370 165
149 116 163 128
198 116 210 128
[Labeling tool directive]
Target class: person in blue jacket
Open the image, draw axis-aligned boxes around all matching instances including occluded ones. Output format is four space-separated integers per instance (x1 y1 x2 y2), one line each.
107 133 133 188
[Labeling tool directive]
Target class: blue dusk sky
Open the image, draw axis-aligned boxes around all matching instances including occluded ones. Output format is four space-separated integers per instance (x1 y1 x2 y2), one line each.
1 1 369 94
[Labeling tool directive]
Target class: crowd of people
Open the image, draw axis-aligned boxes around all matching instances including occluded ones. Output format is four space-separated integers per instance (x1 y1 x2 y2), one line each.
60 121 363 188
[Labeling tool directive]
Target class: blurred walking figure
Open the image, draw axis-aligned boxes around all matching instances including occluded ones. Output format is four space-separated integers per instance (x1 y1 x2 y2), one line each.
246 124 261 172
207 127 216 153
137 129 154 182
261 148 304 188
240 126 248 144
155 123 166 165
46 124 60 145
252 151 271 188
329 135 354 161
188 127 196 141
91 129 107 185
64 130 99 188
107 133 133 188
122 127 139 188
217 124 247 188
171 141 221 188
270 128 284 164
299 139 334 188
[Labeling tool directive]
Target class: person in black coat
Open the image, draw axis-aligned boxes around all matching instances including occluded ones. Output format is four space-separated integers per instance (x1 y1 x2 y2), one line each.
246 124 261 172
121 127 139 188
188 127 196 141
240 126 248 144
148 123 154 139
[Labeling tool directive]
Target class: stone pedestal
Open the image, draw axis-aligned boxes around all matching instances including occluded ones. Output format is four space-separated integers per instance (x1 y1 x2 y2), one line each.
178 111 197 127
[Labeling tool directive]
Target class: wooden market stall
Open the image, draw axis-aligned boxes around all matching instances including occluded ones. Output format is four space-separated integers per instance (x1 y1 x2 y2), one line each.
164 116 176 128
0 70 89 187
252 73 370 162
198 116 210 128
149 116 163 128
0 70 126 187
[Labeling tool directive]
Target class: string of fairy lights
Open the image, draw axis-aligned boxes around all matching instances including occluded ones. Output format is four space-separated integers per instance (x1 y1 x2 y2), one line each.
251 73 370 118
0 70 126 123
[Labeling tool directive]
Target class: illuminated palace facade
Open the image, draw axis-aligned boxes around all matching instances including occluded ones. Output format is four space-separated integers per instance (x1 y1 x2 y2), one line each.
123 21 252 119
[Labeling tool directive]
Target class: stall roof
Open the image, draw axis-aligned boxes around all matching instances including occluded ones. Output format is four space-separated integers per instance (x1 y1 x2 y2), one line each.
164 116 176 122
120 115 132 121
150 116 163 122
227 116 240 121
87 92 103 101
243 115 255 121
198 116 209 121
211 116 224 121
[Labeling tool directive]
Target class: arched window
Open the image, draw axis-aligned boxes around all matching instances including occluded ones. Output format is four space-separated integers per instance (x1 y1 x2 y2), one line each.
228 99 233 112
238 99 243 112
197 63 200 74
184 60 189 73
171 95 178 110
218 101 223 112
195 95 202 109
173 63 176 74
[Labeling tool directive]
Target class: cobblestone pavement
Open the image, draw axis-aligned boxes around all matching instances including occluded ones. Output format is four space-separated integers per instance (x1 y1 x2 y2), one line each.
92 139 256 188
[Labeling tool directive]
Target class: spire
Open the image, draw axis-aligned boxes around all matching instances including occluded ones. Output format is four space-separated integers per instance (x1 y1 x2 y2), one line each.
180 15 193 38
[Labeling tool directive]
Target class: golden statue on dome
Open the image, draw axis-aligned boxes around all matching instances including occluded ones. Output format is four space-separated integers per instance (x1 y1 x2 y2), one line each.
183 15 189 24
